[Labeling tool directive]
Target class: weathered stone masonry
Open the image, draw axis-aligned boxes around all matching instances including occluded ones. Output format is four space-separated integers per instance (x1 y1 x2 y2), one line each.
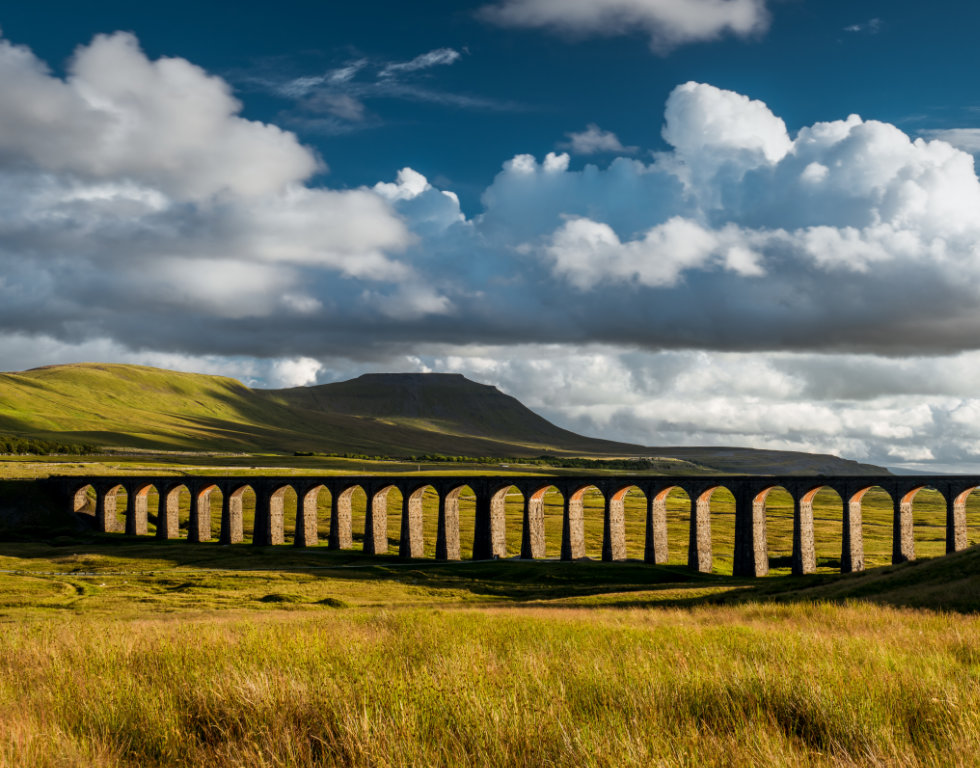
55 473 980 577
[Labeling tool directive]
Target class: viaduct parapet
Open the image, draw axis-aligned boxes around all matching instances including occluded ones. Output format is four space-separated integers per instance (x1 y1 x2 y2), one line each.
49 473 980 577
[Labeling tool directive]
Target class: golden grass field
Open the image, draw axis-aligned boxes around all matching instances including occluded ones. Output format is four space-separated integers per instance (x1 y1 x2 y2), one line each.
2 456 980 767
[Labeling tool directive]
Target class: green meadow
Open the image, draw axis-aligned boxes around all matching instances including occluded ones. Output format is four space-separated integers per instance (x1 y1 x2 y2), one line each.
2 454 980 767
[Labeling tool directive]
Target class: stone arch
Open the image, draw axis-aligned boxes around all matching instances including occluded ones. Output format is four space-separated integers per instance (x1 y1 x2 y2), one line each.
647 485 692 565
444 484 478 560
848 485 893 567
332 484 365 550
487 485 511 558
497 485 525 557
892 484 945 563
253 483 296 546
560 484 604 560
189 483 219 543
402 484 434 558
436 484 463 561
894 485 924 563
219 483 252 545
364 484 401 555
951 486 980 552
128 482 158 536
274 484 300 546
905 485 947 560
72 484 95 518
525 485 563 559
297 484 330 548
798 485 847 572
607 484 646 561
578 484 606 559
96 483 128 534
751 484 794 575
160 484 189 539
692 485 733 574
512 484 543 560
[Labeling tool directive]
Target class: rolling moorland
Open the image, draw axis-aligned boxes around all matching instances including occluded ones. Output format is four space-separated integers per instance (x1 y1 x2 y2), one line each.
0 362 884 474
1 363 980 766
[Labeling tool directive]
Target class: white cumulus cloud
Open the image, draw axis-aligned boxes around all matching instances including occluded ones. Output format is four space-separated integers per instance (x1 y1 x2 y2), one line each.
919 128 980 155
545 216 761 288
0 32 318 201
560 123 637 154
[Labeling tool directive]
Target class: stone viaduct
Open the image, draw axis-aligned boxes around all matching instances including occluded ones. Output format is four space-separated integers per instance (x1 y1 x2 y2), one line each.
51 473 980 577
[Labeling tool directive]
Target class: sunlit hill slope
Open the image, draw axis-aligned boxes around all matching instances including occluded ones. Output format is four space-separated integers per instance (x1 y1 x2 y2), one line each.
0 363 885 473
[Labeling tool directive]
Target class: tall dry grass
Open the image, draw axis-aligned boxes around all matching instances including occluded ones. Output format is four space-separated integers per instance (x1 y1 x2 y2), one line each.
1 603 979 767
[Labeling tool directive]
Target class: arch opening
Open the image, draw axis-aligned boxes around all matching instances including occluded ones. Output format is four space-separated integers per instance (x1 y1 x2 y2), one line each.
160 484 190 539
130 483 158 537
498 485 525 558
953 486 980 552
751 485 793 575
799 486 845 572
651 485 692 566
568 484 604 560
255 484 298 547
695 485 734 574
905 486 947 561
99 484 128 534
402 484 435 559
220 484 253 545
72 484 95 520
279 485 300 545
445 485 477 560
467 484 510 560
360 484 400 555
297 485 331 548
335 485 366 551
609 484 646 561
189 484 220 543
849 486 894 568
527 485 564 559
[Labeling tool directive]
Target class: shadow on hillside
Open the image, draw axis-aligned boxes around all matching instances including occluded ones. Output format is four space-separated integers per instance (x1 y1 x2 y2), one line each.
0 535 727 602
3 530 980 612
564 546 980 614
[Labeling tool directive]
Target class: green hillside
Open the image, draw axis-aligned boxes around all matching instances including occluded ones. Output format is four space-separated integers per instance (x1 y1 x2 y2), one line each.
739 543 980 613
0 362 886 473
0 363 650 456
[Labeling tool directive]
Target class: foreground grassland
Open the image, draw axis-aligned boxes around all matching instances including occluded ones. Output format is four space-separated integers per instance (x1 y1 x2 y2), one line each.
5 454 980 767
1 542 980 768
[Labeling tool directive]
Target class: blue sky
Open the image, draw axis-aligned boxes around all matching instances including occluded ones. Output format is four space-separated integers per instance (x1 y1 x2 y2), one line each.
3 0 980 471
5 0 977 210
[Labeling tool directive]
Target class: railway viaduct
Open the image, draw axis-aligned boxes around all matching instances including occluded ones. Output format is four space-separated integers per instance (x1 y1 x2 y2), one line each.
50 473 980 577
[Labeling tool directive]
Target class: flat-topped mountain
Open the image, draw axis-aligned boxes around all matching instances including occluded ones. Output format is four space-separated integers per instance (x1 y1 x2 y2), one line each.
271 372 617 449
0 363 886 474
